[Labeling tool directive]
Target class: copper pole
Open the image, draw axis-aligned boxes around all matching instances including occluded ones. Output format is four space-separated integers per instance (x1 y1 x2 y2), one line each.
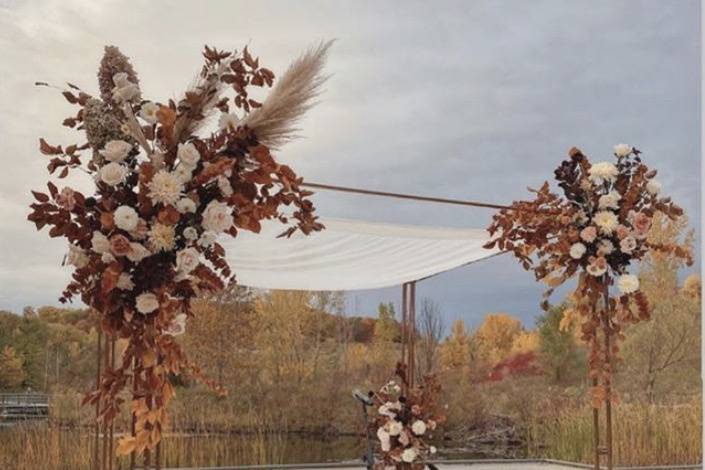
108 338 115 470
401 283 408 394
300 181 517 211
603 279 614 470
94 327 102 470
407 282 414 389
130 358 137 470
102 334 109 470
592 375 601 470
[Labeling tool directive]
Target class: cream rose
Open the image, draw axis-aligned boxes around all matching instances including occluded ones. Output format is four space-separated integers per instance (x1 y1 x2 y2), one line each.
100 162 128 186
598 190 621 210
387 420 403 436
177 142 200 168
175 247 200 273
91 231 111 254
126 242 151 263
100 140 132 162
569 243 586 260
401 448 417 463
135 292 159 314
67 244 89 269
176 197 197 214
411 420 427 436
620 236 637 254
201 201 233 233
114 205 139 232
183 227 198 241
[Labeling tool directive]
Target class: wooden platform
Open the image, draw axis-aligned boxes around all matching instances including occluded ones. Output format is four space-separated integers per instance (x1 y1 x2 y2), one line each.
161 459 702 470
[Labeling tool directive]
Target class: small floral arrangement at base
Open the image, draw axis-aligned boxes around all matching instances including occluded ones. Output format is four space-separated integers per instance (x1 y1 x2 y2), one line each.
485 144 692 406
369 365 445 469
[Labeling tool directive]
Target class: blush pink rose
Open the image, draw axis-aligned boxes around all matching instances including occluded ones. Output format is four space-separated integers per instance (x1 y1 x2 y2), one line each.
110 234 132 257
615 224 630 240
580 226 598 243
629 211 652 238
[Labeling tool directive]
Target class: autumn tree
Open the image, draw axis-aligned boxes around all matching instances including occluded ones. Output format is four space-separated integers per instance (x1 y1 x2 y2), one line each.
440 319 470 371
416 298 445 375
0 346 26 390
621 214 700 402
537 304 585 383
473 313 523 365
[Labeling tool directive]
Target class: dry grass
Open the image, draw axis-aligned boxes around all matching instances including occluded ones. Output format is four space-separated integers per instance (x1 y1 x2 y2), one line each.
527 399 703 466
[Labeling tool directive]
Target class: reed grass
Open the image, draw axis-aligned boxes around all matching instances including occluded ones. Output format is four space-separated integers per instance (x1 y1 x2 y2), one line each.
527 400 703 466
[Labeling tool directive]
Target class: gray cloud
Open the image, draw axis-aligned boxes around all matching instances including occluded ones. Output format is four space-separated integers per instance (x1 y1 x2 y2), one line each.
0 0 700 329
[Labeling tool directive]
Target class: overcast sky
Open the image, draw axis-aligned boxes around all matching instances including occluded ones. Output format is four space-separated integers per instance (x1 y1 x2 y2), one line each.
0 0 700 329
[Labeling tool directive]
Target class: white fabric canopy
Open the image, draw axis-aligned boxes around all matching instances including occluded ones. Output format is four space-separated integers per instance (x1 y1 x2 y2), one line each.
221 218 500 291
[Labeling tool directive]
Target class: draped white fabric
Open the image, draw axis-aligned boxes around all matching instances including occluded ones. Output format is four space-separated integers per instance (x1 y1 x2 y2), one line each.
221 218 500 291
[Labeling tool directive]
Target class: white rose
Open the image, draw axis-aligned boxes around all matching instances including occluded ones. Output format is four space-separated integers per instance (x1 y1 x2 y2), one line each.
646 179 662 195
174 165 193 183
101 252 116 264
569 243 586 260
177 142 201 168
67 244 89 269
598 190 621 210
114 205 139 231
588 162 619 183
100 140 132 162
183 227 198 241
175 247 200 273
100 162 128 186
377 428 391 452
411 420 427 436
126 242 151 263
91 231 111 254
117 273 135 291
139 102 160 124
388 420 403 436
613 143 632 158
617 274 640 294
176 197 197 214
218 112 240 131
401 447 417 463
198 231 217 248
201 201 233 233
135 292 159 314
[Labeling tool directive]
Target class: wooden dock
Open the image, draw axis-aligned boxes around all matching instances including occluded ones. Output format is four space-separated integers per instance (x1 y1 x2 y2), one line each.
0 392 49 425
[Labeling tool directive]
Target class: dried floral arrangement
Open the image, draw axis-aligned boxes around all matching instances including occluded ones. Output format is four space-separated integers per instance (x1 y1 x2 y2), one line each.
27 42 331 455
369 365 445 469
484 145 692 408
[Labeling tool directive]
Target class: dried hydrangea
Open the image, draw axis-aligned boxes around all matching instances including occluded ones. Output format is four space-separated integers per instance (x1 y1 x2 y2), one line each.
83 98 132 166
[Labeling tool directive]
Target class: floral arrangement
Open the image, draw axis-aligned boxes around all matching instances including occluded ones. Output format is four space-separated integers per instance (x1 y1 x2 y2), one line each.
369 368 445 469
484 145 692 406
27 42 331 454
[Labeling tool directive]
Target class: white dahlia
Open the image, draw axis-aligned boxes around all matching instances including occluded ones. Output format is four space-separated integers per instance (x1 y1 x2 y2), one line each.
594 211 619 235
135 292 159 314
588 162 619 183
617 274 640 294
148 170 183 206
114 205 139 232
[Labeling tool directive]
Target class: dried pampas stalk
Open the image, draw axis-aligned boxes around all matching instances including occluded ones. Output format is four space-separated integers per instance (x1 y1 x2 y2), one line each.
243 40 333 150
